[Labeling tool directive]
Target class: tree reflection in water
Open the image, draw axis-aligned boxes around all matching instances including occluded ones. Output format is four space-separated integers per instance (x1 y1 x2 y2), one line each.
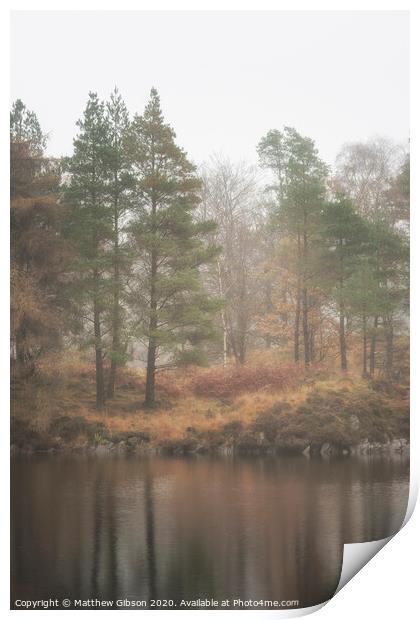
11 454 409 609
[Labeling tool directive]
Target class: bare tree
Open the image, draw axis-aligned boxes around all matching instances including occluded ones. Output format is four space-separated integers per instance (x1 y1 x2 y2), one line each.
200 156 264 365
335 137 404 221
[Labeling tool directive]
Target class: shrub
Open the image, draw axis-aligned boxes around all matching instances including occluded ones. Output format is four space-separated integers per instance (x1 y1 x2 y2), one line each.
189 364 304 399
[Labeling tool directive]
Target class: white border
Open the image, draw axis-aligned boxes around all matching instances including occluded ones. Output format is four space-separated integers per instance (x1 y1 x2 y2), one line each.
2 3 418 618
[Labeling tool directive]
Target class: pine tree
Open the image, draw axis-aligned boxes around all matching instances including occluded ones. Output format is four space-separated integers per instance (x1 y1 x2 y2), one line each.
105 88 134 398
257 129 287 206
284 128 328 366
319 195 369 371
64 93 113 410
128 89 220 407
344 259 379 377
366 218 409 380
259 127 328 366
10 99 45 154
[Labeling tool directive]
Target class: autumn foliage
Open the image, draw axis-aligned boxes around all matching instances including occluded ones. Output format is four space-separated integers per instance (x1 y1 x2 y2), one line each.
189 363 306 399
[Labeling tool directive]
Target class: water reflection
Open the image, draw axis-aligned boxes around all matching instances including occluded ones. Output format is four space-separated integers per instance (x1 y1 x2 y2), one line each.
11 454 409 608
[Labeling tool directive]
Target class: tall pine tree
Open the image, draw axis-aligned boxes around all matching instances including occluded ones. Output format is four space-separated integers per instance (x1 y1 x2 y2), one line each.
259 127 328 366
319 195 369 371
64 93 113 410
128 89 220 407
105 88 134 398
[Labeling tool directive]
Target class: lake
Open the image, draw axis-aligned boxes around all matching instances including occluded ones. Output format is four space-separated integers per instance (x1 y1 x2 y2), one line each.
11 453 409 609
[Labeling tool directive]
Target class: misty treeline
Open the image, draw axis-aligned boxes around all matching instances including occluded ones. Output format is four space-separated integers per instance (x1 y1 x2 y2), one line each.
10 89 409 410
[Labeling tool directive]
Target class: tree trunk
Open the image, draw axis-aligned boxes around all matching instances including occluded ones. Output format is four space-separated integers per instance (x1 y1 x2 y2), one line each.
362 312 368 378
93 295 105 410
222 324 228 367
309 325 315 363
238 338 246 365
107 205 120 399
217 260 228 367
369 316 378 377
338 246 347 371
264 280 273 349
302 286 310 367
145 183 158 408
226 313 240 364
145 259 157 408
301 228 310 368
294 292 301 362
145 336 157 408
339 306 347 371
107 308 120 398
237 302 247 364
294 232 302 363
319 318 324 361
385 318 394 382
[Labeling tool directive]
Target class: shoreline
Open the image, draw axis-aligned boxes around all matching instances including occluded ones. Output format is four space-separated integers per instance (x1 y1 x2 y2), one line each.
11 367 409 460
11 434 410 459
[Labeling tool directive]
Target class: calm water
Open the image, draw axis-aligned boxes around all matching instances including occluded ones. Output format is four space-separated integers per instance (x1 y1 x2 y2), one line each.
11 454 409 609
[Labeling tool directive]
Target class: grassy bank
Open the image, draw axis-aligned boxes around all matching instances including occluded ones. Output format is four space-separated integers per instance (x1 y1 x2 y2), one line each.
11 358 409 455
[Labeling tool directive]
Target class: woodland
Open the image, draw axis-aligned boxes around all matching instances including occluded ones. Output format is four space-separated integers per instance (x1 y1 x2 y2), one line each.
10 90 410 454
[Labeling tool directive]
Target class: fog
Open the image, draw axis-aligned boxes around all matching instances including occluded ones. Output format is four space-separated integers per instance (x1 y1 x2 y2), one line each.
11 11 409 166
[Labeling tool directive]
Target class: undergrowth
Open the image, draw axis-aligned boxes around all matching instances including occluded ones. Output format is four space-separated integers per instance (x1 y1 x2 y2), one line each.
11 356 409 452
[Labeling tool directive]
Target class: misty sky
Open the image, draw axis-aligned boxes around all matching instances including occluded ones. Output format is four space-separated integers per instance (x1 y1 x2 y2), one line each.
11 11 409 168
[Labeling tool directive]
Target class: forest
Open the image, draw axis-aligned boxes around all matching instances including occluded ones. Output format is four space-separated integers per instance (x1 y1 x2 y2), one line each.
10 89 410 455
